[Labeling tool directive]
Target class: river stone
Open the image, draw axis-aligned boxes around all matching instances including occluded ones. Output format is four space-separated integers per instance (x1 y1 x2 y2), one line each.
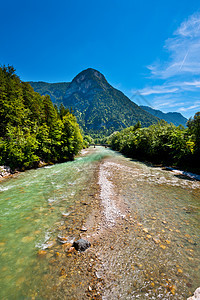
73 239 91 251
187 287 200 300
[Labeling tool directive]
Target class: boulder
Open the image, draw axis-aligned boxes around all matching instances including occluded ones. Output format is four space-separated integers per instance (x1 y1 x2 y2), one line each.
73 239 91 251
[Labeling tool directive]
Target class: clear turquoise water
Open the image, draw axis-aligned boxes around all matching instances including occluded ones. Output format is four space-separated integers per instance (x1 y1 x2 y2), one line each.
0 147 112 299
0 147 199 299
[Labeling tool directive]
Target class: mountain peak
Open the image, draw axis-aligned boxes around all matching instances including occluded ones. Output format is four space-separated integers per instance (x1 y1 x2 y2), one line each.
30 70 159 136
72 68 106 84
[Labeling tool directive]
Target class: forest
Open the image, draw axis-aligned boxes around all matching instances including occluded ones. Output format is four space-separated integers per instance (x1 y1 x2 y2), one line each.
0 66 85 171
1 65 200 174
108 117 200 174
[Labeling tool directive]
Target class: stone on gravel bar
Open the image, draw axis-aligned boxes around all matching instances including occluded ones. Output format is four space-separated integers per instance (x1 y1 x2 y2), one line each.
187 287 200 300
80 226 87 232
73 239 91 251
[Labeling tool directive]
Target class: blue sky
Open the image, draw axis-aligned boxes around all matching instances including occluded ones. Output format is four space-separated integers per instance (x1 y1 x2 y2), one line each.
1 0 200 119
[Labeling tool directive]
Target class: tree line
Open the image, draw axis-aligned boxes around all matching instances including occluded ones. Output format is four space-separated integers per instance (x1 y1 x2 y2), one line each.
1 65 199 174
0 66 85 171
108 117 200 174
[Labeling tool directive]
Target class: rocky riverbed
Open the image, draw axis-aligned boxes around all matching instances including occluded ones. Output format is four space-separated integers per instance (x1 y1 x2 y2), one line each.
0 147 199 299
33 148 200 299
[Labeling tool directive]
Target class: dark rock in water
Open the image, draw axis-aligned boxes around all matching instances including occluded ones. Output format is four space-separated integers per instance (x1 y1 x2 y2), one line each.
73 239 91 251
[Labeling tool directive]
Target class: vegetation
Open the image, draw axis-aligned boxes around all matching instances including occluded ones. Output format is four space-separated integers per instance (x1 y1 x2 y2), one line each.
2 65 199 174
0 66 84 171
29 81 70 103
140 105 188 127
108 118 200 174
29 68 159 137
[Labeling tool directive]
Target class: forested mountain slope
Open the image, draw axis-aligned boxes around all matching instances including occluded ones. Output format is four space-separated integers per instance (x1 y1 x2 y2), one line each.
30 68 159 137
29 81 70 103
140 105 188 127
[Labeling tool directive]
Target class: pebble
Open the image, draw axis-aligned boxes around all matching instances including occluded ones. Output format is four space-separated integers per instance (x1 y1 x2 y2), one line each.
59 267 66 277
160 244 166 250
177 268 183 273
153 238 160 244
67 247 75 253
57 236 69 244
21 236 34 243
80 226 87 232
37 250 47 257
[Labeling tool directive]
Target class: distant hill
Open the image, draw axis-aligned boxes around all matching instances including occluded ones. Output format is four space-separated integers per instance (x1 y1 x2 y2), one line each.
29 81 70 103
29 68 159 136
140 105 188 127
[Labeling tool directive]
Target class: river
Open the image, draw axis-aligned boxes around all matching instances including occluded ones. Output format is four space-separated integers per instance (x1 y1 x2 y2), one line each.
0 147 199 299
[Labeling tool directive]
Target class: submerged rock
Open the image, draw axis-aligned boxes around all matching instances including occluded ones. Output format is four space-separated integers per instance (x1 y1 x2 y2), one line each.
37 250 47 257
187 287 200 300
73 239 91 251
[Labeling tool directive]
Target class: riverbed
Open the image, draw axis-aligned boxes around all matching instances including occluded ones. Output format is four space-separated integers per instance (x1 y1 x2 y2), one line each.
0 147 199 299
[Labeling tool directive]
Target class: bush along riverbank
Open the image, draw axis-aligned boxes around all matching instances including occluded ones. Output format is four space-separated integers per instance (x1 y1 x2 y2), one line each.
108 117 200 175
0 66 86 173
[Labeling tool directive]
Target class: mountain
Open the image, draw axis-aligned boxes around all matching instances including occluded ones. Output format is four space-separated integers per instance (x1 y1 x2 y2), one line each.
29 68 159 136
29 81 70 103
140 106 188 127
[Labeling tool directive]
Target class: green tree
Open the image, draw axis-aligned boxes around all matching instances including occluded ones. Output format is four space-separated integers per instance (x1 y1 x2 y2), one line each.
187 112 200 152
0 65 84 171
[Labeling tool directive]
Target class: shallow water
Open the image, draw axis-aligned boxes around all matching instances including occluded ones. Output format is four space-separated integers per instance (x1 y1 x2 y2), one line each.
0 147 112 299
98 155 200 299
0 147 199 299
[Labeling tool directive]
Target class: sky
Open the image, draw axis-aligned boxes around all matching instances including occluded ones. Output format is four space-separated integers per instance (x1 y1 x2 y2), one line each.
1 0 200 119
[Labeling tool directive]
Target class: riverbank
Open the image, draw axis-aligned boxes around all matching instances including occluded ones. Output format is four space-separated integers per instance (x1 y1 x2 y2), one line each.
37 151 132 299
1 147 199 299
37 148 200 299
163 167 200 181
0 151 84 182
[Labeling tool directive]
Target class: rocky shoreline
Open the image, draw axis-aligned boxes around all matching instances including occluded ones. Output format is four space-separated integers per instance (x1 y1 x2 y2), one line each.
0 153 86 181
1 148 199 298
45 154 200 299
0 165 15 180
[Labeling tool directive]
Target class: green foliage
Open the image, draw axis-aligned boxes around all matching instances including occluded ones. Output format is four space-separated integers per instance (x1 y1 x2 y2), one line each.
109 120 200 173
82 135 94 148
140 105 188 127
29 68 159 138
28 81 70 103
0 66 84 170
187 112 200 151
